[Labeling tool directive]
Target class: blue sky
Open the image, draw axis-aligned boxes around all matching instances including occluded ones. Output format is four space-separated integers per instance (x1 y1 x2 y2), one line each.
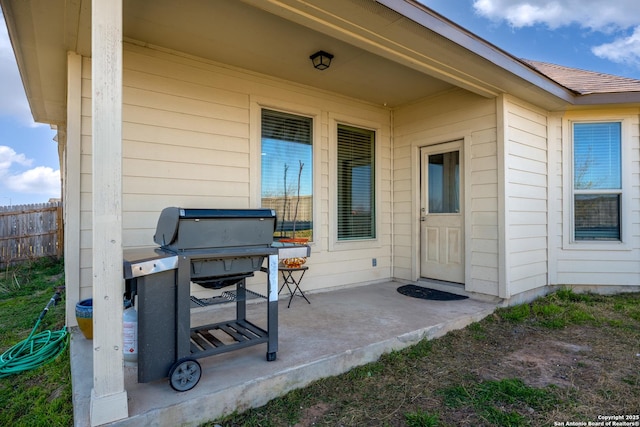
419 0 640 79
0 11 59 207
2 1 640 206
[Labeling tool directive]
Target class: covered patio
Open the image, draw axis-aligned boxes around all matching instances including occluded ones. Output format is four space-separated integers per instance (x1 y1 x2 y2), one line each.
10 1 638 425
70 281 497 426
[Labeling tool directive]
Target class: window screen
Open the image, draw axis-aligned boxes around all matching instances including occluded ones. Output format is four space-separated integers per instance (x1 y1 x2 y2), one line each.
261 109 313 239
337 124 375 240
573 122 621 241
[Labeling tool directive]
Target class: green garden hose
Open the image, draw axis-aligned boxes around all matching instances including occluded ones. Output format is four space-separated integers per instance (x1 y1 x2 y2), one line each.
0 289 69 378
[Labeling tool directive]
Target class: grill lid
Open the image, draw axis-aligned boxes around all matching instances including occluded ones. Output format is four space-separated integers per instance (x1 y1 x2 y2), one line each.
153 207 277 251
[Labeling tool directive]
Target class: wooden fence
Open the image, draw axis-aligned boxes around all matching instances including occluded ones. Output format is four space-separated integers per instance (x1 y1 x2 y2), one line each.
0 202 63 268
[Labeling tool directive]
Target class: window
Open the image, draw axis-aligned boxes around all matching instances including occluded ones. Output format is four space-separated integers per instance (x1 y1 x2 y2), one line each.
573 122 621 241
337 124 375 240
261 109 313 240
428 151 459 214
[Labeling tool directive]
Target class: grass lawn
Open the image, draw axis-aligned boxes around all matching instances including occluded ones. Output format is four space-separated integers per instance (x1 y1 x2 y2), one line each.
1 259 638 426
0 258 71 427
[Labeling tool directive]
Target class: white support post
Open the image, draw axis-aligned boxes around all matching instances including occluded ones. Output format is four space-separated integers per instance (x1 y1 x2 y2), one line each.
64 52 82 327
89 0 128 425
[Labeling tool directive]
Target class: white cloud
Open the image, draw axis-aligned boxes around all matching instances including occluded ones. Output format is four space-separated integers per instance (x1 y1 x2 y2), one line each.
5 166 60 196
0 145 32 175
0 145 59 197
472 0 640 68
592 27 640 66
473 0 640 31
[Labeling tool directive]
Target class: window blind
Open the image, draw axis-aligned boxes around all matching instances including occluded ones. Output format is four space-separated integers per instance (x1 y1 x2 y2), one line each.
262 109 312 145
573 122 622 241
574 122 621 190
337 124 375 240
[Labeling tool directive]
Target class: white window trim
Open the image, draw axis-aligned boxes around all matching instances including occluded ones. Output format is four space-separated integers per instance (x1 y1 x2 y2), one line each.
328 113 382 252
250 96 322 246
562 115 632 251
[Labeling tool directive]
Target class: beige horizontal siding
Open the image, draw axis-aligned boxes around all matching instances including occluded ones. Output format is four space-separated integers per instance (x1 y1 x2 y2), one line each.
393 89 499 296
76 43 392 299
504 97 549 294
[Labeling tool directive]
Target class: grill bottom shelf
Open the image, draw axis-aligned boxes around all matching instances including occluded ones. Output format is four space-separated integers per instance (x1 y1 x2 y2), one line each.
189 319 268 359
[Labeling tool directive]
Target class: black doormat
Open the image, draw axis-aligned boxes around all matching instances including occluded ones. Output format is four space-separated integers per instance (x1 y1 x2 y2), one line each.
397 284 468 301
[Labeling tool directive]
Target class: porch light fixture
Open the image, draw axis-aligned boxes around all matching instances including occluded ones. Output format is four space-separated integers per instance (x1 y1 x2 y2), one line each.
310 50 333 70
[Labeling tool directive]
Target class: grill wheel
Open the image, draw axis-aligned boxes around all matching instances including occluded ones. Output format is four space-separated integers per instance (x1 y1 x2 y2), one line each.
168 358 202 392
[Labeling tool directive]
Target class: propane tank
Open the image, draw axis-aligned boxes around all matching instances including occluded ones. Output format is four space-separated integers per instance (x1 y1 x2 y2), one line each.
123 298 138 363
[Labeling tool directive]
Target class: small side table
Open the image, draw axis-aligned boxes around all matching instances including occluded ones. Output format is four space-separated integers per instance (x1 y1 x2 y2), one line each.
278 265 310 308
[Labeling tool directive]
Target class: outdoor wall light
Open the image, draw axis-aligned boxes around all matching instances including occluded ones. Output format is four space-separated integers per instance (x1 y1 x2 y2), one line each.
310 50 333 70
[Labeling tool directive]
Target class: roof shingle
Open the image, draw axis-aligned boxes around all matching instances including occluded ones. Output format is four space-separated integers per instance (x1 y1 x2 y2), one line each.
523 60 640 95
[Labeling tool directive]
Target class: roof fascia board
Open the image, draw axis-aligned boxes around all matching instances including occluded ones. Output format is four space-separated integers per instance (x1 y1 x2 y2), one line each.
570 92 640 106
375 0 577 104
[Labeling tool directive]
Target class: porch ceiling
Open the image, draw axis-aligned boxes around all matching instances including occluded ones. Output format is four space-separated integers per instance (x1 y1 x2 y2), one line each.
1 0 577 125
120 0 454 107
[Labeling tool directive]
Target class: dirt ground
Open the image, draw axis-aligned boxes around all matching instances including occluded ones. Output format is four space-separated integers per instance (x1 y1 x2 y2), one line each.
478 328 603 388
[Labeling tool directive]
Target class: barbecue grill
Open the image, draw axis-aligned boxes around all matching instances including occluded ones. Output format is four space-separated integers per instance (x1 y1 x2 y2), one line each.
124 207 279 391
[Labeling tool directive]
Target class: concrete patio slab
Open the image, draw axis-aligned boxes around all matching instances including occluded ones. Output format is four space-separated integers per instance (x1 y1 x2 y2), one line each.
71 281 497 426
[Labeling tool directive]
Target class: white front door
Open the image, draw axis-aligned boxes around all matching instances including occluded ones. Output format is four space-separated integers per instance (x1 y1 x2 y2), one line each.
420 141 464 283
